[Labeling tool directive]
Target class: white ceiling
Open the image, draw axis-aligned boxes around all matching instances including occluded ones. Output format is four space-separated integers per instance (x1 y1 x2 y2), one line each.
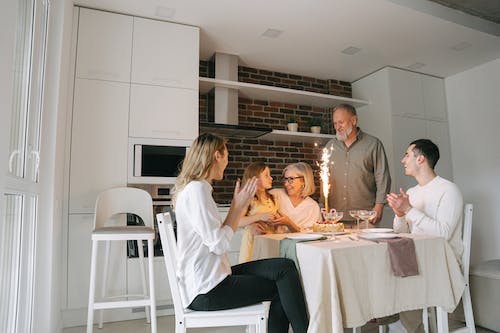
75 0 500 82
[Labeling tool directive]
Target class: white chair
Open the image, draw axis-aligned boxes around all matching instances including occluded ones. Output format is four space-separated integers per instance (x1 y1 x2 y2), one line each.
423 203 476 333
87 187 157 333
156 212 270 333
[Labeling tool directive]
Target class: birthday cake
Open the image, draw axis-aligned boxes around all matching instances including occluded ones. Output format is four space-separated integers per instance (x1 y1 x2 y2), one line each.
313 220 344 233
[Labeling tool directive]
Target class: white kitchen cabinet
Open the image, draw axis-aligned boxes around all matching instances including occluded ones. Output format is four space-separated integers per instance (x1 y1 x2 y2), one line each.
421 75 447 121
129 84 198 140
75 8 132 83
67 214 127 309
69 79 129 213
353 67 453 194
387 68 425 118
132 18 199 89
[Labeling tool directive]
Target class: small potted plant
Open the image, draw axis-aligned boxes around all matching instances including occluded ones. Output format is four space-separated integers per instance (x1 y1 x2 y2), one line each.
287 116 299 132
308 117 322 134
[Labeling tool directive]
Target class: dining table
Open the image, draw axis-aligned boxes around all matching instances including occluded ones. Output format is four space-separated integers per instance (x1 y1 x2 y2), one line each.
251 231 465 333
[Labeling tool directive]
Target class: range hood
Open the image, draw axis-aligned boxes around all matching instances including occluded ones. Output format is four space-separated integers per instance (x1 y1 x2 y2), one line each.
199 53 272 139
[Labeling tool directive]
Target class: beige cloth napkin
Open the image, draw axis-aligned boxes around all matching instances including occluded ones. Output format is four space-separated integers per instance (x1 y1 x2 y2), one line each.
381 237 419 277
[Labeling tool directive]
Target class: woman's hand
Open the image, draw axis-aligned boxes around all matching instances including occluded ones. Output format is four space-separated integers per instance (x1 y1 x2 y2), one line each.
270 212 300 232
232 177 258 212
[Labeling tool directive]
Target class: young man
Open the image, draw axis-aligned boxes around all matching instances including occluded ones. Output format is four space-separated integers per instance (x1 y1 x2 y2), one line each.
324 103 391 224
387 139 464 333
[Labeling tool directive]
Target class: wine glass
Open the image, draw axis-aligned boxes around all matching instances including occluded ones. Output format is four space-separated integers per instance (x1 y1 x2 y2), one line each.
329 211 343 223
349 210 360 231
358 210 377 229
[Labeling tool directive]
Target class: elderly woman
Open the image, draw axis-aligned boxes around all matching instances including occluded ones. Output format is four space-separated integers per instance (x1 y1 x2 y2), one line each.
270 162 322 231
173 133 309 333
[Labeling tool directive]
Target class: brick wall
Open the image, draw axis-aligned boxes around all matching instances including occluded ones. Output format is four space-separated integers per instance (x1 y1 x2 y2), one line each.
199 61 352 204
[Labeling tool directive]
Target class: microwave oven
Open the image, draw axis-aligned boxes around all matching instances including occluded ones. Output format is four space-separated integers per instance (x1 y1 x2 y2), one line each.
128 139 190 184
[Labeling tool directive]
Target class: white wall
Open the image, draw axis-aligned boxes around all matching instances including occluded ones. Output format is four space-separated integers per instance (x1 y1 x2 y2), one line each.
445 58 500 265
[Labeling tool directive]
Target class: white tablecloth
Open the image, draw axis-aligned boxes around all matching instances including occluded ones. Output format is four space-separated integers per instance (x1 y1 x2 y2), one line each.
252 233 465 333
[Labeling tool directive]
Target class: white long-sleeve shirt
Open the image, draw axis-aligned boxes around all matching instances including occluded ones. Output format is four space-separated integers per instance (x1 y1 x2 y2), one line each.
175 180 233 307
270 188 322 230
393 176 464 261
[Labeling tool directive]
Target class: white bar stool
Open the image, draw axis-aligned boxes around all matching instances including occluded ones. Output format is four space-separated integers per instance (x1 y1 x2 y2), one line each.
86 187 157 333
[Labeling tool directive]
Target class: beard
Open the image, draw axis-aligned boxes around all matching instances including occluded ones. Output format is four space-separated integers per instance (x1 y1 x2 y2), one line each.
336 125 353 141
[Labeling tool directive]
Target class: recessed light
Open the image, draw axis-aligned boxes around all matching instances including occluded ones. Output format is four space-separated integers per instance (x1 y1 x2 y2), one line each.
341 46 361 55
407 62 426 70
155 6 176 19
451 42 472 51
262 28 283 38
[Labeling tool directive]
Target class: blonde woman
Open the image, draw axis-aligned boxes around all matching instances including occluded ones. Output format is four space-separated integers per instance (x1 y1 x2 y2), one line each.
173 133 308 333
270 162 322 231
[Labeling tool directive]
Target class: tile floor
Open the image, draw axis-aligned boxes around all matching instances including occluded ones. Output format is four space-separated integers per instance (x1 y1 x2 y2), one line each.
64 315 495 333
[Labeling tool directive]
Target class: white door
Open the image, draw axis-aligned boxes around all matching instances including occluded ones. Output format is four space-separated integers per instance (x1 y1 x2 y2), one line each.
0 0 49 332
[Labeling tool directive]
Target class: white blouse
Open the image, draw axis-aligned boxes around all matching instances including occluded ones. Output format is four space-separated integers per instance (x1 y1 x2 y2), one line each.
175 180 233 307
270 188 322 230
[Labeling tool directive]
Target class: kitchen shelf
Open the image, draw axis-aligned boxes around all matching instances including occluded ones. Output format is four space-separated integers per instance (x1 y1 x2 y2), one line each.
199 77 369 108
260 130 334 145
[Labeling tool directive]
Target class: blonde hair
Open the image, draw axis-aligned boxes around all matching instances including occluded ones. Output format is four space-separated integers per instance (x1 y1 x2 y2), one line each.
242 162 275 205
283 162 315 197
172 133 227 208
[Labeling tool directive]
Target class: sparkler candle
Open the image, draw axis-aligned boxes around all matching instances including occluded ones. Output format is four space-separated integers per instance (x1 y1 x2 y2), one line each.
319 146 332 212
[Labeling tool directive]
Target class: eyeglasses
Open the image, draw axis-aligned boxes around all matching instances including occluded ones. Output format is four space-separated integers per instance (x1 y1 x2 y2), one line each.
282 176 304 184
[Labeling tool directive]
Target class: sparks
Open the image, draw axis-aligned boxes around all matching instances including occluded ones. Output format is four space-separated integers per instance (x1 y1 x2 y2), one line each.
319 147 332 212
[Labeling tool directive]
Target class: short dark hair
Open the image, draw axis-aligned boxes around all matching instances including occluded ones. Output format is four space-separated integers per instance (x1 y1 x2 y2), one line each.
410 139 440 169
332 103 357 116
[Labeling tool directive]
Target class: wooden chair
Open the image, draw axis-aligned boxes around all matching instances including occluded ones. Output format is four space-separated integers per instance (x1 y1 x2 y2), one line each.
87 187 157 333
156 212 270 333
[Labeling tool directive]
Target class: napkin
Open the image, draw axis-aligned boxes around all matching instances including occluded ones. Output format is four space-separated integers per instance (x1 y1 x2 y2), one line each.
380 237 419 277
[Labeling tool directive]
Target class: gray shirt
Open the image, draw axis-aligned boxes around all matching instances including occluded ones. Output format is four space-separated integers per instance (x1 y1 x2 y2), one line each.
324 128 391 221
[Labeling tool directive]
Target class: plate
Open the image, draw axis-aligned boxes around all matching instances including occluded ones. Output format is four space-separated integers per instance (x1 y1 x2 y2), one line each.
320 231 348 236
361 228 394 233
359 233 399 239
287 233 324 241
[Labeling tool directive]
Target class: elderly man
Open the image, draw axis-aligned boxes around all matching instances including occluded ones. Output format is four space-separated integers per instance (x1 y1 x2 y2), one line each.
324 103 391 225
387 139 464 333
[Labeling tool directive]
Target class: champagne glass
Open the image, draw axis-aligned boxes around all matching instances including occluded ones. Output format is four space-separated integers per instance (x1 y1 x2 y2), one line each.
349 210 360 231
329 211 343 223
358 210 377 229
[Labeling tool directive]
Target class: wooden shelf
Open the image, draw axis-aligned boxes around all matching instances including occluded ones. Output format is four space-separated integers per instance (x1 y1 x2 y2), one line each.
199 77 369 108
260 130 334 145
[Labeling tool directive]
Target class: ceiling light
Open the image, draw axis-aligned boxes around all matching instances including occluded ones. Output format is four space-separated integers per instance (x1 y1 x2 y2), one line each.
407 62 426 70
155 6 176 19
261 29 283 38
341 46 361 55
451 42 472 51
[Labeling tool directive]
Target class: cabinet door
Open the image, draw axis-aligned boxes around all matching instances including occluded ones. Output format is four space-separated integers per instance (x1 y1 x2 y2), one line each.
426 120 453 180
76 8 132 82
67 214 128 309
129 84 198 140
387 68 425 118
421 75 447 121
391 115 425 191
69 79 129 213
131 18 199 89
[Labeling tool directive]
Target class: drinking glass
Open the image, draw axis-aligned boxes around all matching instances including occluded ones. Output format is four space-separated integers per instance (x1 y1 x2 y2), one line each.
358 210 377 229
329 211 343 223
349 210 360 231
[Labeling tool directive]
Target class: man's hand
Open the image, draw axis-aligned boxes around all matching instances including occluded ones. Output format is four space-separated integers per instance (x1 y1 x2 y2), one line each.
386 188 411 217
371 203 384 224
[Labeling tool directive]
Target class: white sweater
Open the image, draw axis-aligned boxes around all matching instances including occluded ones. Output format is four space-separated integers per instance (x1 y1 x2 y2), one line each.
270 188 322 230
175 180 233 307
393 176 464 261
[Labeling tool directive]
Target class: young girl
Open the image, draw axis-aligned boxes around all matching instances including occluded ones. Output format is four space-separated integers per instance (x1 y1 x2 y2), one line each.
238 162 281 263
172 133 308 333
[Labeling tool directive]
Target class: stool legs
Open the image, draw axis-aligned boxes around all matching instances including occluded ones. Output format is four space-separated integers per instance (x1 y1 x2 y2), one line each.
462 284 476 333
147 239 157 333
98 240 111 328
138 240 151 323
87 240 98 333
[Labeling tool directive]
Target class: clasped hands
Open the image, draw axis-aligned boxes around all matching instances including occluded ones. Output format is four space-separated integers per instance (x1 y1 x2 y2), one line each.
386 188 412 217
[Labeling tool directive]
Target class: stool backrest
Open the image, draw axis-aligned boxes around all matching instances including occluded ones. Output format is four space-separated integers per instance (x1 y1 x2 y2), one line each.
94 187 153 228
156 212 185 319
462 203 473 281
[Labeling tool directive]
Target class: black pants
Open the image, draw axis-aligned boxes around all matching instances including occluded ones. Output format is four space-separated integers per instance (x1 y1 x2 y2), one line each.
188 258 309 333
